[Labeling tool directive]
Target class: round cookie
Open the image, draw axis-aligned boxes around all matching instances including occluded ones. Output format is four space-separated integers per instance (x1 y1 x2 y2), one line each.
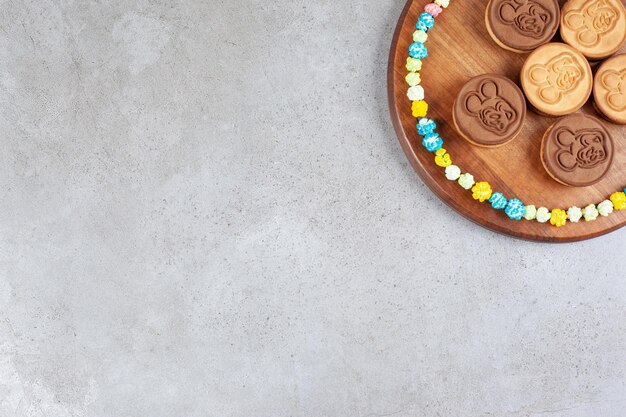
540 114 614 187
452 74 526 147
560 0 626 61
593 54 626 124
520 43 592 117
485 0 560 53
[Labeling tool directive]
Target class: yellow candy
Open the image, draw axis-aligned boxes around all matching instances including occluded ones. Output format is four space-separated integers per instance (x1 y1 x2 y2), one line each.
550 209 568 227
610 192 626 210
471 182 493 202
434 148 452 167
411 100 428 118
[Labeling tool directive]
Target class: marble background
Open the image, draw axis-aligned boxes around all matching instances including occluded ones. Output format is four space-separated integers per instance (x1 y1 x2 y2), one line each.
0 0 624 416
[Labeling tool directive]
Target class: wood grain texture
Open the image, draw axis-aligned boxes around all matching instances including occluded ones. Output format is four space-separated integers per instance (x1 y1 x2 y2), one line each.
388 0 626 242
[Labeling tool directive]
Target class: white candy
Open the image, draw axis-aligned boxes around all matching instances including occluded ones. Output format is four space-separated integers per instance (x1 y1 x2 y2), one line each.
405 72 421 86
407 85 425 101
567 206 582 223
598 200 614 217
523 205 537 221
413 30 428 43
536 207 551 223
458 173 475 190
583 204 599 222
445 165 461 181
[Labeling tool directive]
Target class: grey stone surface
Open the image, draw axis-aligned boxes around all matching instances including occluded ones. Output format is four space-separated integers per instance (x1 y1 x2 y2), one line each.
0 0 624 416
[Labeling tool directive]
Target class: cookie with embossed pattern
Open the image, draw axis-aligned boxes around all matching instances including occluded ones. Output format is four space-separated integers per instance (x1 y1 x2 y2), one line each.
485 0 560 53
452 74 527 147
593 54 626 124
541 114 614 187
521 43 592 117
560 0 626 60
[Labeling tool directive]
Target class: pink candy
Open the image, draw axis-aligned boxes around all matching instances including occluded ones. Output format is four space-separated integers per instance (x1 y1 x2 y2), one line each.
424 3 442 17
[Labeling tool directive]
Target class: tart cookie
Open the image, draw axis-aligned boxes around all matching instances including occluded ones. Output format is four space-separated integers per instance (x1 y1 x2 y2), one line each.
541 114 614 187
485 0 560 53
521 43 593 117
452 74 526 147
593 54 626 124
560 0 626 61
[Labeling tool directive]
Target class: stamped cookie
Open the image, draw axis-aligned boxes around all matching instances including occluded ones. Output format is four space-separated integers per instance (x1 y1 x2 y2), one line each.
452 74 526 147
485 0 560 53
593 54 626 124
541 114 614 187
560 0 626 61
520 43 592 116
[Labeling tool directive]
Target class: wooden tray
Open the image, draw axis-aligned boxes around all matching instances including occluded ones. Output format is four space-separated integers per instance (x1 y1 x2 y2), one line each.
388 0 626 242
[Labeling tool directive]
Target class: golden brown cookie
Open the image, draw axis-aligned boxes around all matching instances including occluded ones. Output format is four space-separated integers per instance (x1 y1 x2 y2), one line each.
485 0 560 53
593 54 626 124
452 74 527 147
541 114 614 187
560 0 626 61
520 43 592 116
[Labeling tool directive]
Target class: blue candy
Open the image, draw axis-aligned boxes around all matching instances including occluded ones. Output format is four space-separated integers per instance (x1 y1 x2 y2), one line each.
505 198 526 221
416 12 435 31
422 133 443 152
409 42 428 59
489 192 508 210
417 118 437 136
